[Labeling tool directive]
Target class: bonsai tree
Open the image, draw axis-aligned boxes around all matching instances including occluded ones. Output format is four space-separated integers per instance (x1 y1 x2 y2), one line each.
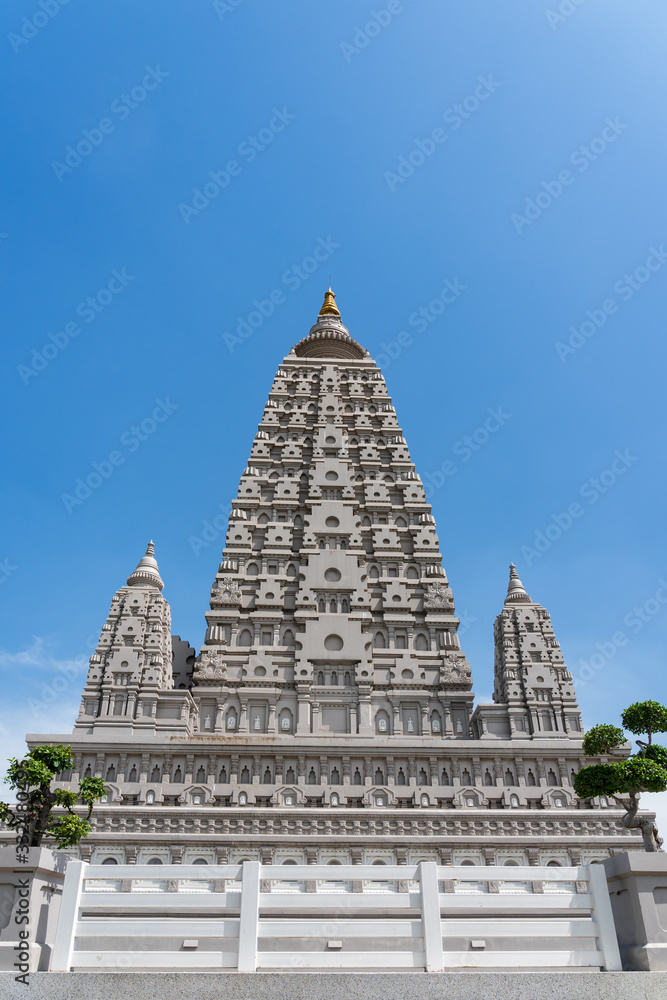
574 700 667 852
0 744 106 849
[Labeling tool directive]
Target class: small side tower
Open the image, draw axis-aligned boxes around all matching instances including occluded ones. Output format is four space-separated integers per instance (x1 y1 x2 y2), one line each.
472 565 583 739
75 542 194 734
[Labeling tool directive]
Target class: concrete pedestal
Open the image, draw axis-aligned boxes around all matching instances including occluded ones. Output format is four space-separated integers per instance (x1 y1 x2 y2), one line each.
0 972 666 1000
603 851 667 971
0 847 69 973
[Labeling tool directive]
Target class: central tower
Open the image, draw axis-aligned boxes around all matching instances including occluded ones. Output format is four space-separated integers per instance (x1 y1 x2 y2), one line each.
197 289 473 745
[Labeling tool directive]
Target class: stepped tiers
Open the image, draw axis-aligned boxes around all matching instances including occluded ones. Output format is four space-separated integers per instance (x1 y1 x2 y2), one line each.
13 290 645 866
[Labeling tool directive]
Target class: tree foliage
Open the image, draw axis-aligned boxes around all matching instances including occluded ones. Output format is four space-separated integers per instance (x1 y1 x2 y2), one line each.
574 701 667 853
0 744 106 849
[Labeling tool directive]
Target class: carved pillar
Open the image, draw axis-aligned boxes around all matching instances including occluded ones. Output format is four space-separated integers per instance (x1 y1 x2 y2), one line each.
215 700 224 732
515 757 525 787
357 689 372 736
296 685 310 735
297 756 306 787
311 701 320 734
139 753 150 783
364 756 372 786
72 753 83 783
342 757 351 786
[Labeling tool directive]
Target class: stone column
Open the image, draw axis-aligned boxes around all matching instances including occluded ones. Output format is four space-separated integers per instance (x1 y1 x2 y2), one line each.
296 685 310 735
215 700 224 732
358 688 372 736
515 757 525 787
364 756 372 786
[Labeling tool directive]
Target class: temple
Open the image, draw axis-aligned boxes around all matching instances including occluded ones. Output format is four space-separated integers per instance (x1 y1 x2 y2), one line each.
18 291 641 866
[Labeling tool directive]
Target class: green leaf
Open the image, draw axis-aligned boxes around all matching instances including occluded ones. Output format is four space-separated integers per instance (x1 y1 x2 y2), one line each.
54 788 78 809
573 763 620 799
622 701 667 738
581 724 626 757
78 777 107 807
47 814 91 850
6 757 56 789
645 744 667 768
30 744 73 774
615 757 667 795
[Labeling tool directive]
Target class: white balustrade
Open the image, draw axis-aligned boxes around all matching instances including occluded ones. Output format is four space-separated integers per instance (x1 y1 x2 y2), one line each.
50 861 621 973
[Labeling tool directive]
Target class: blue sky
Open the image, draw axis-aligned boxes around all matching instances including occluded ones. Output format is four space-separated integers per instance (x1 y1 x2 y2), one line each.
1 0 666 817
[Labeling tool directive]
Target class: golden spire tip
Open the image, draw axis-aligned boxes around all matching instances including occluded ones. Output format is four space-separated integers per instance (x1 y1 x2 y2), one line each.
319 287 340 317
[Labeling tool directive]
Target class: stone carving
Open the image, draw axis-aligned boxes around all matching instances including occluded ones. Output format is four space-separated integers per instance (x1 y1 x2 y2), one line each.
194 650 226 682
441 653 472 684
211 579 242 607
424 582 454 610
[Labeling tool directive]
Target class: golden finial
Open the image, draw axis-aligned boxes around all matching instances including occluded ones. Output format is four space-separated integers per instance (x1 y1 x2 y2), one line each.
319 287 340 317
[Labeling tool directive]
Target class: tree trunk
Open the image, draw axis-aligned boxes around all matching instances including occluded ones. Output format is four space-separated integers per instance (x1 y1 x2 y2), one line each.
27 785 57 847
619 791 663 852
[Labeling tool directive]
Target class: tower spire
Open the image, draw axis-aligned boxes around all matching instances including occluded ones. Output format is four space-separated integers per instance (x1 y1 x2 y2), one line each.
319 286 340 317
126 540 164 591
504 563 531 605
